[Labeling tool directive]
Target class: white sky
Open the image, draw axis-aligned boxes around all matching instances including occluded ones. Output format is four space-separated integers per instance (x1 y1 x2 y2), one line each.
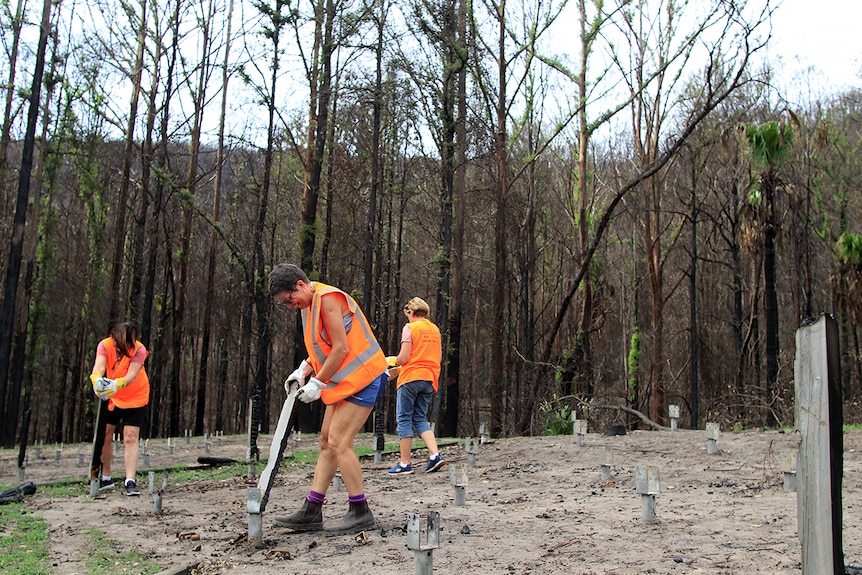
768 0 862 91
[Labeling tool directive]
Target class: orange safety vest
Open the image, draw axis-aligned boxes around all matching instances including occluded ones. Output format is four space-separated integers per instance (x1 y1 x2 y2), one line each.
302 282 388 404
397 318 442 391
102 337 150 410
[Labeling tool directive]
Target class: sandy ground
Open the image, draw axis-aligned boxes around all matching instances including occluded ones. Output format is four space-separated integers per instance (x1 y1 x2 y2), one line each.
2 428 861 575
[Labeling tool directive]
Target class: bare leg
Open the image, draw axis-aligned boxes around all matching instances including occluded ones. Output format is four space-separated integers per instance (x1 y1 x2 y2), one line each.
399 437 413 465
419 429 438 457
311 401 373 496
122 425 140 481
101 423 116 477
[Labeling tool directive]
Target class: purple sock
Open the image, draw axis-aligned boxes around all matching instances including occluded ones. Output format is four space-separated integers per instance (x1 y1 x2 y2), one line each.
348 493 366 504
307 490 325 504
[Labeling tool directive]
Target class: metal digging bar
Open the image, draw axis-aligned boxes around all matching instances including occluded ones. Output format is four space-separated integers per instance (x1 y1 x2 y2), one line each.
248 381 301 542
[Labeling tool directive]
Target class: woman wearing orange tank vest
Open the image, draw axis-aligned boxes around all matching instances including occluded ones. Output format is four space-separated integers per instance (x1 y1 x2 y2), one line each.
89 322 149 496
386 297 445 475
268 264 388 534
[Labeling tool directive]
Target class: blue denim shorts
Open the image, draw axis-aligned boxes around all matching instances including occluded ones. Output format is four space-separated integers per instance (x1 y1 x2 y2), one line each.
345 371 388 407
395 380 434 438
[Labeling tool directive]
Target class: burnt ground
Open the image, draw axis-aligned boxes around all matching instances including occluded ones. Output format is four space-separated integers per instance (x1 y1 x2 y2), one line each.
2 428 861 574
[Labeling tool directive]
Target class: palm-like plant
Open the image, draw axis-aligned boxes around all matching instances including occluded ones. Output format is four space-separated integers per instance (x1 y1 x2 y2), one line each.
742 121 793 427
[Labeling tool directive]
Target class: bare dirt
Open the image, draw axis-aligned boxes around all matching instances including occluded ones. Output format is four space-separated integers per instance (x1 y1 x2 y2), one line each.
3 428 861 575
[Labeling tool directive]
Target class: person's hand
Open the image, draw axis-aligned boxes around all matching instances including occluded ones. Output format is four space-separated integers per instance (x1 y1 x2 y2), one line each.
284 360 312 392
386 355 397 367
297 377 325 403
90 374 101 397
96 377 127 400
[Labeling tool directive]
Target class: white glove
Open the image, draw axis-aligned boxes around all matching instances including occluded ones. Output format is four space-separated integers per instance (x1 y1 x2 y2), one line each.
285 360 312 392
297 377 325 403
96 377 124 400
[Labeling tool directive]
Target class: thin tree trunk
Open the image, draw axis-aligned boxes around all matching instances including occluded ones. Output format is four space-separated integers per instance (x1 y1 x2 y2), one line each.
0 0 52 446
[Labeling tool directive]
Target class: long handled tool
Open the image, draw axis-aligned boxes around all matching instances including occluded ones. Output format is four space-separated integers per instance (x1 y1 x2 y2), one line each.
89 397 109 496
257 380 301 511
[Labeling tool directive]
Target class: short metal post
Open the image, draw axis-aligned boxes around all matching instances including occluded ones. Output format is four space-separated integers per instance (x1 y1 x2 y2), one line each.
464 438 479 468
35 445 41 459
599 446 615 481
705 422 719 454
55 444 61 461
636 465 660 523
668 405 680 431
89 478 100 497
406 511 440 575
573 419 588 447
293 431 301 449
331 472 343 492
247 488 262 543
17 467 24 481
149 471 163 513
479 422 488 444
205 440 211 454
168 437 174 454
779 448 797 492
185 429 190 445
449 464 468 506
78 447 85 465
217 431 222 446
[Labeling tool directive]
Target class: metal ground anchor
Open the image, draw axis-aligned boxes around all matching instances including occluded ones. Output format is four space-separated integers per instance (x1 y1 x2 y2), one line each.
247 488 262 543
406 511 440 575
636 465 660 523
464 437 479 468
449 463 469 506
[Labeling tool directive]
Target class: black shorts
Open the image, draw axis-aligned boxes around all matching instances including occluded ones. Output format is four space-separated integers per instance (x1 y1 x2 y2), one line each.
104 405 147 429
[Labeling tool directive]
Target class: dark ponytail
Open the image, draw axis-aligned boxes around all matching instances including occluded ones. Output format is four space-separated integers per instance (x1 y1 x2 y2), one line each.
110 322 139 358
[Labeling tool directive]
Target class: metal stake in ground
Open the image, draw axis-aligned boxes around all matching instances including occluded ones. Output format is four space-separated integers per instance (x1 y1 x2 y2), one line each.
705 422 719 454
668 405 680 431
464 438 479 468
635 465 660 523
449 463 469 506
779 448 797 492
598 447 616 481
573 419 588 447
406 511 440 575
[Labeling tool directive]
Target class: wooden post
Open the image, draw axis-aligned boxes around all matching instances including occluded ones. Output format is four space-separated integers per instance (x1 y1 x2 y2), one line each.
795 314 843 575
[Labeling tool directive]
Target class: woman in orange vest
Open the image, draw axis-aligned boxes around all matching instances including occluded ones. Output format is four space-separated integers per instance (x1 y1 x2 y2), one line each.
386 297 445 475
268 264 388 534
89 321 150 496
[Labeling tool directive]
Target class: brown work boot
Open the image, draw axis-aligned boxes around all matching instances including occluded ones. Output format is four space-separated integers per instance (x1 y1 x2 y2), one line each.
324 501 375 534
273 498 323 531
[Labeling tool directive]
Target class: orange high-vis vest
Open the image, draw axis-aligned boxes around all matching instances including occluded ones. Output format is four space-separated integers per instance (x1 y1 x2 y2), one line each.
302 282 387 405
397 318 442 391
102 337 150 410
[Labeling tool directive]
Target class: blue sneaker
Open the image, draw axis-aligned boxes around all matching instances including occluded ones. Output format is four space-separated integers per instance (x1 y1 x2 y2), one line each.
388 462 413 475
425 454 445 473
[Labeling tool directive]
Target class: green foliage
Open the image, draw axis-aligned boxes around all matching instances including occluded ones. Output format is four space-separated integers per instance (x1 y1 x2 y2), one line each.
540 396 573 436
744 121 794 169
627 328 643 400
836 233 862 266
0 503 52 575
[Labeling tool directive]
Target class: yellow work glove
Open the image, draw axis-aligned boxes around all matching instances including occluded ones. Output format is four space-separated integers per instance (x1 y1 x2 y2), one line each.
386 356 398 368
89 374 101 397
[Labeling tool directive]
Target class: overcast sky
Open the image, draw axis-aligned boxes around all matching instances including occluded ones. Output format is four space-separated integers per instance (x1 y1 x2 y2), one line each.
768 0 862 91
